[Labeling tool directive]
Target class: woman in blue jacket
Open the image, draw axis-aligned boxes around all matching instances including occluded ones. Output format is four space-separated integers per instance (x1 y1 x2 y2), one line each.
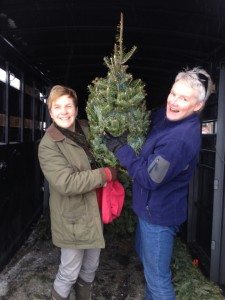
103 67 214 300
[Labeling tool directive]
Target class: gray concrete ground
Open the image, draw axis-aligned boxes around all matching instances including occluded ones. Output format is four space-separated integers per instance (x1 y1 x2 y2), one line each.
0 214 145 300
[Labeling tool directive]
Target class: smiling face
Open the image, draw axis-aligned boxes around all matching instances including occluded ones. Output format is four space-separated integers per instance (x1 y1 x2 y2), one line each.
166 80 204 121
50 95 78 131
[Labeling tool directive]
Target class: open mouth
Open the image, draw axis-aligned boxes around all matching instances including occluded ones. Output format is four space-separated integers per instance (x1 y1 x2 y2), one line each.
169 106 179 113
59 117 70 120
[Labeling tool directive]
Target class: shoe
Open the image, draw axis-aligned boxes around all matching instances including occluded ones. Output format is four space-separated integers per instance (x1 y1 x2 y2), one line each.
51 287 69 300
74 277 92 300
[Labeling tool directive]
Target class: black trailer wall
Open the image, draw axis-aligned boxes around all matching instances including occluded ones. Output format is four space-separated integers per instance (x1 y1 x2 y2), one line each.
188 67 225 286
0 38 50 269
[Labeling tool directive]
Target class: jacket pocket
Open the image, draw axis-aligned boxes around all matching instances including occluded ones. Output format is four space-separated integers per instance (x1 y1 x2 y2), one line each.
61 194 100 244
62 195 85 221
61 214 90 243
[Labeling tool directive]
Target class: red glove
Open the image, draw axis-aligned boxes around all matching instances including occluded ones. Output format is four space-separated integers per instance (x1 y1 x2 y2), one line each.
100 167 117 182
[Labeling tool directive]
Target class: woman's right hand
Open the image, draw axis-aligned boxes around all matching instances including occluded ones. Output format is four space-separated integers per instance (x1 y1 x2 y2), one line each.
107 167 118 181
102 167 118 181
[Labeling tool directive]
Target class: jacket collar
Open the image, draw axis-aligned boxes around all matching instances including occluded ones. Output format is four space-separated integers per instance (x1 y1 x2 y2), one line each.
165 113 199 127
46 123 65 141
162 108 199 127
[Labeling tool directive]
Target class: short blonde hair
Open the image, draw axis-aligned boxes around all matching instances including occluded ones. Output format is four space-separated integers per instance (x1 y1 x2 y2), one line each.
47 85 78 110
175 67 215 104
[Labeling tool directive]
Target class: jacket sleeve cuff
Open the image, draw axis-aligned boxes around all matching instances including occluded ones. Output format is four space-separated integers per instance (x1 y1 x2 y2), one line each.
99 168 111 183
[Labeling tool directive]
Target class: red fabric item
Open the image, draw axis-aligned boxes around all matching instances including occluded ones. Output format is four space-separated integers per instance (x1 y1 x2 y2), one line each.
100 180 125 224
103 167 112 181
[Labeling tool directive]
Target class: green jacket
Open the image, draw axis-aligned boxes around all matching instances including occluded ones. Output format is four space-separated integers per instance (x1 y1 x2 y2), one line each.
38 122 106 249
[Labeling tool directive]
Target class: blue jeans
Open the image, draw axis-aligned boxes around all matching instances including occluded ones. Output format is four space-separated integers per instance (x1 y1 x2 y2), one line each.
135 217 178 300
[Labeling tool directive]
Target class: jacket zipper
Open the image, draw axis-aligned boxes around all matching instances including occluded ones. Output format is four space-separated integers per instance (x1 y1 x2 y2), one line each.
142 187 151 217
146 204 151 217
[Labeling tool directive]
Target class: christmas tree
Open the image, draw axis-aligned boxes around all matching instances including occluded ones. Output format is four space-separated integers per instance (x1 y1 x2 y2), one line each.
86 13 150 168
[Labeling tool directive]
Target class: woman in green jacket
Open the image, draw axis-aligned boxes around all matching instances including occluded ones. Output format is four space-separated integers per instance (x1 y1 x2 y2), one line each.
38 85 116 300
